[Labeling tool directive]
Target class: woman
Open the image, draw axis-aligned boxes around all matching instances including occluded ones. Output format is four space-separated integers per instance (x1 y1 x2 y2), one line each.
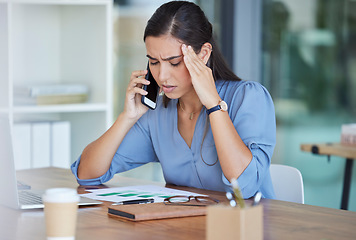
71 1 276 199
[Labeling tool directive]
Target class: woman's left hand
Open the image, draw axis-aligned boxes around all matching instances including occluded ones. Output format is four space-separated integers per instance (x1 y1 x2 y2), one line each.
182 44 221 109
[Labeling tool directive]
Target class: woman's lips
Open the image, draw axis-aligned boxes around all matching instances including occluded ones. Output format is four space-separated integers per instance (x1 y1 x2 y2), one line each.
162 85 177 93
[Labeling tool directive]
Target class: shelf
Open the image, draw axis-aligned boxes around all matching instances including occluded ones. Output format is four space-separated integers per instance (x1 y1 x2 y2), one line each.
13 103 108 113
2 0 113 169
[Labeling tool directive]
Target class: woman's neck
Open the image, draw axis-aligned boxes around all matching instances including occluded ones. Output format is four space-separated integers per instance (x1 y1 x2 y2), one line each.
178 92 203 114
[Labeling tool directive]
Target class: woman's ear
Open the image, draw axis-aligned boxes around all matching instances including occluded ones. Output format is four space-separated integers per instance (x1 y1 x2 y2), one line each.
198 42 212 64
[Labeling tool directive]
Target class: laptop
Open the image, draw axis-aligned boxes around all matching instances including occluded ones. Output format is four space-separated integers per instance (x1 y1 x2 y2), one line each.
0 113 102 209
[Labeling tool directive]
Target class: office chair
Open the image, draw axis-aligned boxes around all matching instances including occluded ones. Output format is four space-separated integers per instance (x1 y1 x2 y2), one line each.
270 164 304 204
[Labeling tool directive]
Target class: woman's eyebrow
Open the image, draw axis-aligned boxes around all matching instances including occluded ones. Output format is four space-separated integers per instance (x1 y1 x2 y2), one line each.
146 54 182 61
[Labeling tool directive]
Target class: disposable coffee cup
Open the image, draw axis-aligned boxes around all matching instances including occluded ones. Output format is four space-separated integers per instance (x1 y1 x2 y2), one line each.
42 188 80 240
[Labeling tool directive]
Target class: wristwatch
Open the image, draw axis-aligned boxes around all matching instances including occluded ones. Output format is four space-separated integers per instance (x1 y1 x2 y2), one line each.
206 100 228 115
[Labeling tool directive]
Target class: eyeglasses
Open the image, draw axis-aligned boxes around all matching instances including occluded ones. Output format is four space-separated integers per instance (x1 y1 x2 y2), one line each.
163 195 219 206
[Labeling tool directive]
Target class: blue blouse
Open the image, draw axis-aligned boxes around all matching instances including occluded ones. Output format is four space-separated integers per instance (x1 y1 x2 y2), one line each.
71 80 276 199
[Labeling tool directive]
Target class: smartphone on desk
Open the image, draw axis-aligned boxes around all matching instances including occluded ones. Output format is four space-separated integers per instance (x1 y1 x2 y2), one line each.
141 63 159 110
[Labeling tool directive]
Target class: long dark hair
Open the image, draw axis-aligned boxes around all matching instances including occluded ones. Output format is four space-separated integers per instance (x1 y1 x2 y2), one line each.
145 1 239 166
144 1 240 106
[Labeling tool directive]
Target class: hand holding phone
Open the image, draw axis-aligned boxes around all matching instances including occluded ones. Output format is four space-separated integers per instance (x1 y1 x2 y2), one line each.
141 63 159 110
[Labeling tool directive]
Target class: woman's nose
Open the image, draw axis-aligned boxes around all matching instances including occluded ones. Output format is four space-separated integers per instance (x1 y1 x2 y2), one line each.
158 64 170 83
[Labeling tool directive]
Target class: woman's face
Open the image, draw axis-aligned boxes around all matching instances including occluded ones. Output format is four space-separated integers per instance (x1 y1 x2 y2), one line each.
145 35 194 100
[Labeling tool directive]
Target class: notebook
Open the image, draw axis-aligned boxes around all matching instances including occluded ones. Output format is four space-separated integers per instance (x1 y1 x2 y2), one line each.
108 202 207 221
0 113 102 209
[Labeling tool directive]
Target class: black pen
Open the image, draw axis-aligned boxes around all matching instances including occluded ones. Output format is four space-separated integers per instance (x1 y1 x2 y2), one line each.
112 198 154 205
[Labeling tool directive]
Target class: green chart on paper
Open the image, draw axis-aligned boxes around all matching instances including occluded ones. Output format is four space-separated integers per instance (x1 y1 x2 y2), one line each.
97 190 172 199
80 185 204 203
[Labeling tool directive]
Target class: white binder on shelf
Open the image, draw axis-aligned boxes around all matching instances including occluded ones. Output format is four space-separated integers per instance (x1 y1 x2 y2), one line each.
31 122 51 168
51 121 71 168
12 123 31 170
12 120 71 169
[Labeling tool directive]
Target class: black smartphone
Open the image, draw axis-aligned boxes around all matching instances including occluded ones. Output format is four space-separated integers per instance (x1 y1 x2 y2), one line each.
141 63 159 110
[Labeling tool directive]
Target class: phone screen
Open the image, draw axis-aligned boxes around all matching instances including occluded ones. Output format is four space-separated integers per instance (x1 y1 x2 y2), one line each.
141 64 159 110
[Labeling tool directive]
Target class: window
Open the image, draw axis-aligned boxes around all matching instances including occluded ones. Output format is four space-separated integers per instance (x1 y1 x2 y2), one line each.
262 0 356 210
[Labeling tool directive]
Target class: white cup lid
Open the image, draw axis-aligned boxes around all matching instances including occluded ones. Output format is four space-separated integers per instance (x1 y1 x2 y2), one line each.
42 188 80 203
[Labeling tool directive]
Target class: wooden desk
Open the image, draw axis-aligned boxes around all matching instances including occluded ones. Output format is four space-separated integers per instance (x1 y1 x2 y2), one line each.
1 168 356 240
301 143 356 210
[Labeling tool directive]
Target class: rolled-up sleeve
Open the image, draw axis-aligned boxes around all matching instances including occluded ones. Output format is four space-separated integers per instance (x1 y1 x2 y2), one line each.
70 156 116 185
222 81 276 199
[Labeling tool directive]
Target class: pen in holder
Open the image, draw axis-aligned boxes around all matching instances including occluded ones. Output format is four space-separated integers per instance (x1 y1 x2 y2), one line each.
206 179 263 240
230 178 245 208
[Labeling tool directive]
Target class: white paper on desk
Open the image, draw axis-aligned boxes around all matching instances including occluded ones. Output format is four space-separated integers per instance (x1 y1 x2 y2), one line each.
80 185 205 203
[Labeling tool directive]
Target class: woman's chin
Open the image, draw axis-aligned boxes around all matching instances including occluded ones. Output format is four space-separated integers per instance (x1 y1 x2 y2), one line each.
163 93 177 99
162 91 180 100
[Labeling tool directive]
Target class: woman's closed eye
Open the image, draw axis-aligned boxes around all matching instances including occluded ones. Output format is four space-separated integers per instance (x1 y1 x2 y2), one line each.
150 61 159 66
170 61 181 67
150 61 181 67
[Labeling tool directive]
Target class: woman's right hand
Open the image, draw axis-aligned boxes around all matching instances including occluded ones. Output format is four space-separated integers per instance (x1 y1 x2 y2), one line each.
122 69 150 121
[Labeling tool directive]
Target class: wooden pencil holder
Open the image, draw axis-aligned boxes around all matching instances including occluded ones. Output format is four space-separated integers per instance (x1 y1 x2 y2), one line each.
206 204 263 240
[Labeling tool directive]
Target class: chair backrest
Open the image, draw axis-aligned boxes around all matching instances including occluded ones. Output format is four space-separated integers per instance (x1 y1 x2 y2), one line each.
270 164 304 204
